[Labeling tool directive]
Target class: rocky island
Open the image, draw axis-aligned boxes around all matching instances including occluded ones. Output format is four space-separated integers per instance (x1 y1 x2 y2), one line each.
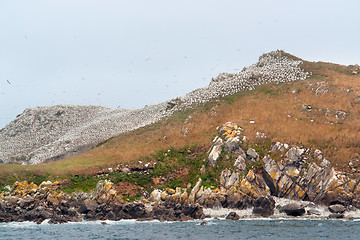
1 50 360 223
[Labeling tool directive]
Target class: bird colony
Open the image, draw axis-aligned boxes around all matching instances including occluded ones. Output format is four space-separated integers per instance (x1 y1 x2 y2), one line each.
0 50 308 165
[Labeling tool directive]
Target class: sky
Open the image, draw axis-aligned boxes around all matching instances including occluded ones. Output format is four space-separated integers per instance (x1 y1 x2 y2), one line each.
0 0 359 128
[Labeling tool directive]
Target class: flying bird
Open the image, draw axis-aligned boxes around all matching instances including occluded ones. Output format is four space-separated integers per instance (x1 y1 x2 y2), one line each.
7 80 11 84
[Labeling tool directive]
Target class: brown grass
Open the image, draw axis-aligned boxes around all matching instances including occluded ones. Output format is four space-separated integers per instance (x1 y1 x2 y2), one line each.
1 59 360 179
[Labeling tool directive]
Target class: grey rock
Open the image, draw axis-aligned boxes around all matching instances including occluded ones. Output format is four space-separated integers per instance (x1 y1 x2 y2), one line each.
328 213 344 219
208 138 223 166
252 196 275 217
315 82 329 94
234 155 247 171
321 159 331 167
280 203 305 216
149 190 162 202
226 211 240 220
224 136 241 153
247 148 259 160
307 209 321 216
328 204 346 214
80 199 98 214
314 149 323 160
285 147 305 166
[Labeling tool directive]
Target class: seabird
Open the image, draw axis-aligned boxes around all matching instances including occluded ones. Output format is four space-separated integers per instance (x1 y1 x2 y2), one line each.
7 80 11 84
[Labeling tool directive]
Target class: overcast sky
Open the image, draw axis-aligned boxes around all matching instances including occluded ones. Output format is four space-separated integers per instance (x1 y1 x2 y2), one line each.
0 0 359 128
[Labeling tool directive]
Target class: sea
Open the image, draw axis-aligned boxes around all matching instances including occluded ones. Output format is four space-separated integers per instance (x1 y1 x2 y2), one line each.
1 218 360 240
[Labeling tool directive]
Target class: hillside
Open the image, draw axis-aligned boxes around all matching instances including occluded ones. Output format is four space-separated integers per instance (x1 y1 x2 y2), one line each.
0 50 359 196
0 50 307 165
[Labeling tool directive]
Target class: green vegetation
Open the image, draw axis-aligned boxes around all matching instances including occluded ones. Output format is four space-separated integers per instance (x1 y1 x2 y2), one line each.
148 145 209 188
25 173 50 186
122 192 142 202
259 86 279 96
243 139 272 160
109 172 153 187
167 178 184 189
61 175 99 194
224 92 241 105
0 183 7 192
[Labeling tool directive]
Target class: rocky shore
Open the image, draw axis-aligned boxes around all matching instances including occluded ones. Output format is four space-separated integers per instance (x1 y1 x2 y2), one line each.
0 179 358 225
2 121 360 224
0 181 205 224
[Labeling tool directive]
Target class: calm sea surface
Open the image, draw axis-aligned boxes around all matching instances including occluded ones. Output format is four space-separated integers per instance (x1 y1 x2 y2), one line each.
1 219 359 240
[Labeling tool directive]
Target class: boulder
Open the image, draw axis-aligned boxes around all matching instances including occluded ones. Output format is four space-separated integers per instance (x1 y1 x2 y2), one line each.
284 147 305 166
314 149 323 160
271 142 287 152
189 178 202 204
208 138 223 166
315 82 329 94
220 170 239 189
234 155 246 171
149 190 162 202
247 148 259 160
252 196 275 217
226 211 240 220
280 203 305 216
328 204 346 214
307 209 321 216
328 213 344 219
224 136 241 153
321 159 330 167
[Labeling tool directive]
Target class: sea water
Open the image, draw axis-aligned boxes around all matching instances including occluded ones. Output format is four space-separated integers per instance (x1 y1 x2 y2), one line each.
1 219 360 240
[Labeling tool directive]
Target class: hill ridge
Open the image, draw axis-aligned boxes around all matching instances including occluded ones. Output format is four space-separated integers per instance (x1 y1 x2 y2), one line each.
0 50 309 165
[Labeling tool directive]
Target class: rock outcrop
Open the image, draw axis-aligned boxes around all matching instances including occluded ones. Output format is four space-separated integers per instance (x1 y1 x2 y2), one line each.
0 180 205 224
196 122 360 212
3 121 360 223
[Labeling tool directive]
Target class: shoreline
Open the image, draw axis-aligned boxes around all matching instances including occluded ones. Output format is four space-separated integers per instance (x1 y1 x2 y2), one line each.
1 215 360 227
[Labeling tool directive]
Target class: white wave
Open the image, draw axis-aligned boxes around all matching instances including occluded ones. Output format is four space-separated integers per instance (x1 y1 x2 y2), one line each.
0 221 38 229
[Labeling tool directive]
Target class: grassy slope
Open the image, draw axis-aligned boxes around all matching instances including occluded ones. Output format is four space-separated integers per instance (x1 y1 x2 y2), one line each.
1 58 360 186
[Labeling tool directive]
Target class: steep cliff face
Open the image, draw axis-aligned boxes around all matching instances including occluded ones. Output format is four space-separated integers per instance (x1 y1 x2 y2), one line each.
0 50 308 165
